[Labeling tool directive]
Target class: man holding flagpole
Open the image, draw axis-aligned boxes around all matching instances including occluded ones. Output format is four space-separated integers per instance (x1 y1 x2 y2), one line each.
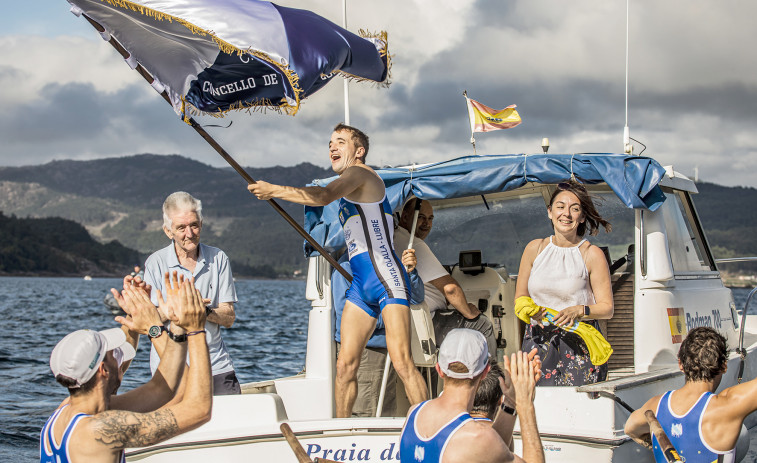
248 123 428 417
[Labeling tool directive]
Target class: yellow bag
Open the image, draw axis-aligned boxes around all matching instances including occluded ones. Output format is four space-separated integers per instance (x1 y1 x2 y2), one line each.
514 296 613 366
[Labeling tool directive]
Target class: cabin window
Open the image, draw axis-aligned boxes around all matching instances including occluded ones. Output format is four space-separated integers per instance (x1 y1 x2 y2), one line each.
660 191 715 272
425 193 553 272
582 190 635 264
423 187 635 274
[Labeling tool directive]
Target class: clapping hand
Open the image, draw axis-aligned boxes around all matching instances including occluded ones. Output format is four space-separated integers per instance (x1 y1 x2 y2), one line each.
113 285 162 335
122 273 151 295
156 271 184 323
504 349 541 407
169 277 207 332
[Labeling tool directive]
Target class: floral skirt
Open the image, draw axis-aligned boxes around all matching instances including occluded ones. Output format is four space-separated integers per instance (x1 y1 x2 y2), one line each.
521 321 608 386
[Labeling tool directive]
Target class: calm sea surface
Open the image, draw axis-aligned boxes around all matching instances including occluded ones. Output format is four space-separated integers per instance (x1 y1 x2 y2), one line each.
0 276 309 462
1 278 756 462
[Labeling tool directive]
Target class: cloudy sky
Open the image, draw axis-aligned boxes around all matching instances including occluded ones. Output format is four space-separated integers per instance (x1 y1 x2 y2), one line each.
2 0 756 187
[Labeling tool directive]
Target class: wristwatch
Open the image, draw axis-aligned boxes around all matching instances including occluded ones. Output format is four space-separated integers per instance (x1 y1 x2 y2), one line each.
148 325 165 339
583 305 591 317
500 402 517 416
166 330 187 343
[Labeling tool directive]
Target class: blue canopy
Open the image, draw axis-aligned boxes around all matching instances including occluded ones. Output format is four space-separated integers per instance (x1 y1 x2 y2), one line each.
303 153 666 256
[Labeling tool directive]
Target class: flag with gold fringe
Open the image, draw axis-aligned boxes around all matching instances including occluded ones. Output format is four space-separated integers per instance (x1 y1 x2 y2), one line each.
466 96 522 133
65 0 390 119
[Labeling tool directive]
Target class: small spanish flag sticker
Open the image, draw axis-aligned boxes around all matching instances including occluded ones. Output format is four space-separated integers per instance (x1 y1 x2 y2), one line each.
667 308 686 344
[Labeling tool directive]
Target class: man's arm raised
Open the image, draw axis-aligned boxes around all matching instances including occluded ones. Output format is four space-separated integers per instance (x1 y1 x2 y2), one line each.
110 272 188 412
505 351 545 463
88 278 212 451
247 166 371 206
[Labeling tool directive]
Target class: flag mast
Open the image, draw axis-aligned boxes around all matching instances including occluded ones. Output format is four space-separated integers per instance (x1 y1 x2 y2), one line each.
623 0 632 154
463 90 477 155
342 0 350 124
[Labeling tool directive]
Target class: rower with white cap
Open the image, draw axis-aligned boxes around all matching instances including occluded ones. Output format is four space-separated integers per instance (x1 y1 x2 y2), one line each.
40 272 212 463
399 329 545 463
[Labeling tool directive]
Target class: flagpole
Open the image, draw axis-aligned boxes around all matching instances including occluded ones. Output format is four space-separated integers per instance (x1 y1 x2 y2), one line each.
81 14 353 282
342 0 350 125
462 91 477 155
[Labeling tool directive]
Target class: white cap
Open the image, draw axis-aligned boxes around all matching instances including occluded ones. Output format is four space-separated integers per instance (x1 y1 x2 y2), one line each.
50 328 136 388
438 328 489 379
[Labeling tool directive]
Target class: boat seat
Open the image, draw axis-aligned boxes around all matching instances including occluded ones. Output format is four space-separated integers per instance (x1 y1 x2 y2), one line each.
409 301 437 367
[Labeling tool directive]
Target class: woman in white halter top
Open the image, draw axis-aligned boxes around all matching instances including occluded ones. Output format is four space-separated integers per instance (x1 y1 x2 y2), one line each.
515 181 614 386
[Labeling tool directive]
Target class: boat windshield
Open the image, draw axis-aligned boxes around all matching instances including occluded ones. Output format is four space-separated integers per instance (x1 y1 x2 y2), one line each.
424 188 635 274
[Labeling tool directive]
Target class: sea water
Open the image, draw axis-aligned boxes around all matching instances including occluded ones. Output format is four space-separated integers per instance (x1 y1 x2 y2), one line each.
0 276 308 462
1 277 755 462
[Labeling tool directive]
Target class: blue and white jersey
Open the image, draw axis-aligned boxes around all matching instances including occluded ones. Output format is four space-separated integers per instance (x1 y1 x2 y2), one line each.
40 405 125 463
652 390 736 463
399 401 473 463
338 195 409 317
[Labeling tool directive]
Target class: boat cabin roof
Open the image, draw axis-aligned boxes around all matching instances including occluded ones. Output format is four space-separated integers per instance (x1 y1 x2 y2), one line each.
304 153 668 255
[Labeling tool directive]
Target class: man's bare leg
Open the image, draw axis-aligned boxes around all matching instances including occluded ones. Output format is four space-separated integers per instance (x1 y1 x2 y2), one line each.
382 303 428 405
336 301 377 418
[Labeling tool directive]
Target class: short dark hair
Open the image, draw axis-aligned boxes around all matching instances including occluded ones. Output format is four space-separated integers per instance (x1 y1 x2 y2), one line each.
678 327 727 382
549 181 611 237
472 359 505 419
56 373 98 397
333 123 369 159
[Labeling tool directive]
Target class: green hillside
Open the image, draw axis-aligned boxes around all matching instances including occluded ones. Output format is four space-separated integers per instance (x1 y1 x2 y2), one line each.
0 156 755 278
0 212 140 276
0 155 331 277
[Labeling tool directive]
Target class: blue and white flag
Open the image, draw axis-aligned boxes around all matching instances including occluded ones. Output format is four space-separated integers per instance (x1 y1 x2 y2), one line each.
66 0 390 118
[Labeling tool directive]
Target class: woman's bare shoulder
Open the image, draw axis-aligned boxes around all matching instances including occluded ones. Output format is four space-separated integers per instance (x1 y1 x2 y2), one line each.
525 237 548 252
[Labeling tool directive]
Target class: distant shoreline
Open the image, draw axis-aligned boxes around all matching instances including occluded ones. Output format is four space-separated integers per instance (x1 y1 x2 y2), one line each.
0 273 306 281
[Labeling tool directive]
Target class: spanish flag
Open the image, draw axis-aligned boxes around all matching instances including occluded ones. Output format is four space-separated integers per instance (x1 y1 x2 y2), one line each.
466 97 522 133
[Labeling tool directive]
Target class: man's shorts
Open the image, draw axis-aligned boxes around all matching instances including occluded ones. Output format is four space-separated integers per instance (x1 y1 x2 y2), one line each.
346 251 411 318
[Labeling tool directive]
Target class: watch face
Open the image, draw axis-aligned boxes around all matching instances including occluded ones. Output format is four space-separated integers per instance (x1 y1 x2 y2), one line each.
148 325 163 338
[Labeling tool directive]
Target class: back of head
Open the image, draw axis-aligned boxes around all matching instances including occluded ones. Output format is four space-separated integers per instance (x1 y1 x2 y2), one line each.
438 329 490 387
333 123 369 159
50 328 135 396
163 191 203 229
472 359 505 419
678 327 727 382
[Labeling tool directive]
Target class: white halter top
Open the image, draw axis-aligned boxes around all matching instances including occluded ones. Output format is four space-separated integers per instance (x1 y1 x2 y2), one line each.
527 237 595 311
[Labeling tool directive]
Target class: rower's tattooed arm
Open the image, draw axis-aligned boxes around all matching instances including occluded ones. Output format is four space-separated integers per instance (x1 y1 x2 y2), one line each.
91 409 180 449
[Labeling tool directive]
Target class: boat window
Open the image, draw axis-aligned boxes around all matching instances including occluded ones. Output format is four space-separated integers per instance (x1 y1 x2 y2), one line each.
660 191 714 272
425 193 553 273
423 188 635 274
583 190 636 265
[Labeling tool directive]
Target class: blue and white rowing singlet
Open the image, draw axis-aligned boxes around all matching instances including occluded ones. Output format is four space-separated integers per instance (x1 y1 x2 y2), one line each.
399 401 473 463
652 390 736 463
40 405 126 463
338 195 410 318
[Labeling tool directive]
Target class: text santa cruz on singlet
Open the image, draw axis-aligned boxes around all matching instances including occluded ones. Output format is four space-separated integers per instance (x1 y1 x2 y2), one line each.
371 219 402 288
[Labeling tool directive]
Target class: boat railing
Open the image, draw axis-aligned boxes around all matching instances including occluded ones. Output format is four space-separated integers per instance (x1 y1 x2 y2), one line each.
736 286 757 383
715 257 757 264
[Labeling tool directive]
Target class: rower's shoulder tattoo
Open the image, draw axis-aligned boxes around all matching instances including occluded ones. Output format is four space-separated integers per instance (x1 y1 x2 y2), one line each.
91 408 179 449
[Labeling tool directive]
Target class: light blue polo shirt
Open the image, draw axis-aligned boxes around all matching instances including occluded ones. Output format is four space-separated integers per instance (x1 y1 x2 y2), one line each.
144 242 238 376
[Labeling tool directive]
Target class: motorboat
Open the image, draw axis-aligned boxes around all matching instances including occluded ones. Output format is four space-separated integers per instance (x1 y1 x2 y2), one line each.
126 153 757 462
